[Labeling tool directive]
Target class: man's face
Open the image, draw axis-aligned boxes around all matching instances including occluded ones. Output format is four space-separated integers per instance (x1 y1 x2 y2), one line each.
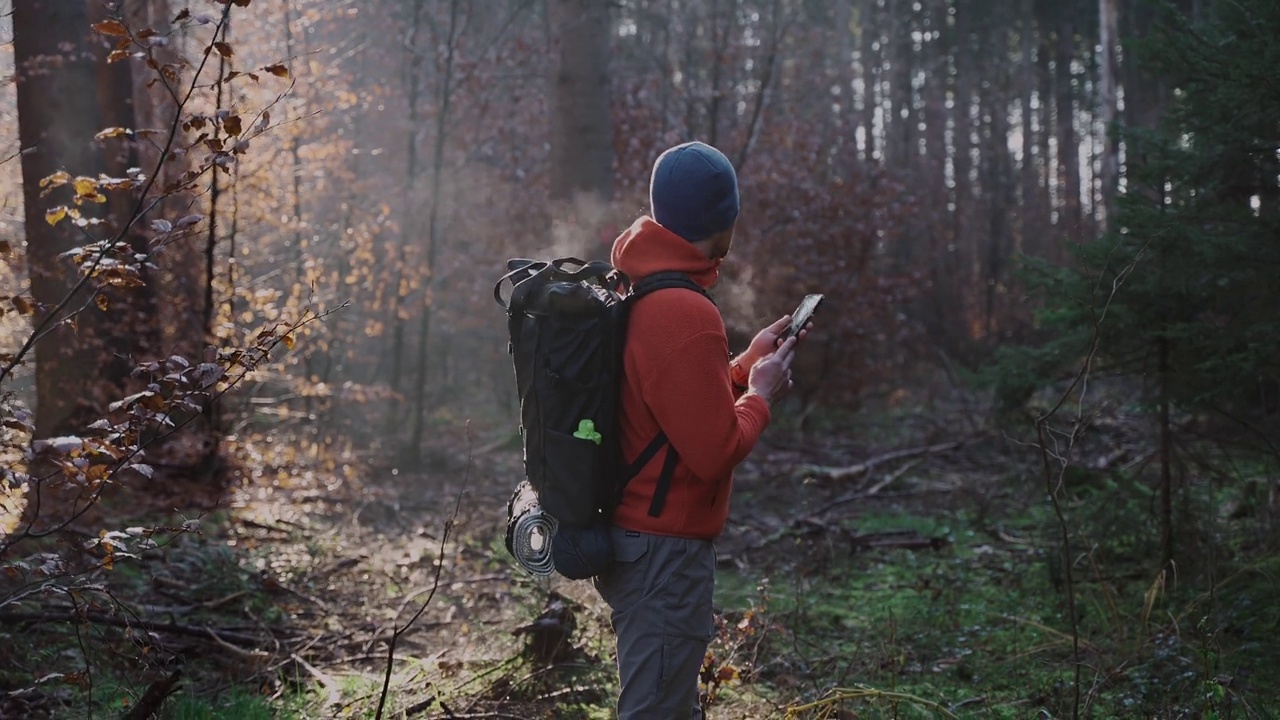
707 224 736 262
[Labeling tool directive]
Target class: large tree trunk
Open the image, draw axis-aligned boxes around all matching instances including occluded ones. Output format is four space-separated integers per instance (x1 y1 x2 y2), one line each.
1019 0 1040 256
408 0 461 464
1098 0 1120 233
1055 13 1082 247
886 0 914 170
548 0 614 259
13 0 117 439
88 1 159 379
857 0 878 162
122 0 204 365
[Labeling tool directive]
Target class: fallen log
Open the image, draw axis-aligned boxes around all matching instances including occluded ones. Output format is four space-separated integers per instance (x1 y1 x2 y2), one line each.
793 439 971 482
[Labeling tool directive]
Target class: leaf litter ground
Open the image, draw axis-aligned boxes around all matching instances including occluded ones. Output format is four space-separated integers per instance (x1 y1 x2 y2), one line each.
6 405 1280 719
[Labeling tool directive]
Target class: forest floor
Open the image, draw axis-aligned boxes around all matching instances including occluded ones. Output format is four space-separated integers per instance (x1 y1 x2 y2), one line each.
4 395 1280 719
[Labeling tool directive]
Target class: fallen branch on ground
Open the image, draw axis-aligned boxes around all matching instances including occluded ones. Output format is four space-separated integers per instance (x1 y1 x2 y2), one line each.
121 670 183 720
0 610 283 646
793 439 971 482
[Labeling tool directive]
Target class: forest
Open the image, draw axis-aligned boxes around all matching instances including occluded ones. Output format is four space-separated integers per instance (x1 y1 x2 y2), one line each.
0 0 1277 717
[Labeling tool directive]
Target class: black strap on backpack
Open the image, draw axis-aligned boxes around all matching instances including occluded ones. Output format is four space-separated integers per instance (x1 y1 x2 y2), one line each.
623 271 712 518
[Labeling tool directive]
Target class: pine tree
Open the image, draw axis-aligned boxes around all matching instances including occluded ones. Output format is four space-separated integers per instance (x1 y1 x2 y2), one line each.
990 0 1280 561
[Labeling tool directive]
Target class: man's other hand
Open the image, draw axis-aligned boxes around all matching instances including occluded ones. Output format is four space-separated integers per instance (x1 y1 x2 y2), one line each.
748 335 798 404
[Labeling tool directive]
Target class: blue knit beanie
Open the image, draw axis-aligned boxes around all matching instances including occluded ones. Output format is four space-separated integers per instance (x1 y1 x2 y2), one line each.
649 141 740 242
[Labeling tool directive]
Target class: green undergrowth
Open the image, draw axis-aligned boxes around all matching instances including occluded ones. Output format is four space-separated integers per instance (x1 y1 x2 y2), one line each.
707 499 1280 719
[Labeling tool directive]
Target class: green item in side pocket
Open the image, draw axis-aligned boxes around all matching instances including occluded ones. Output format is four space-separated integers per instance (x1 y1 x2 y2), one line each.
574 419 602 445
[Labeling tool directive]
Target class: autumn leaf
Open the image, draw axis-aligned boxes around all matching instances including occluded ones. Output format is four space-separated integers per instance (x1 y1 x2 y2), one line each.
223 115 243 136
213 41 233 58
45 207 68 226
264 64 290 79
39 170 71 189
92 19 129 37
12 296 33 315
72 177 106 203
96 295 110 312
173 9 191 23
95 127 132 139
282 334 296 350
107 49 131 63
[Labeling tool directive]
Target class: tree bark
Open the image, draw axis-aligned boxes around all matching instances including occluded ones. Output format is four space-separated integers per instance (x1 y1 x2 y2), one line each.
548 0 614 259
13 0 117 438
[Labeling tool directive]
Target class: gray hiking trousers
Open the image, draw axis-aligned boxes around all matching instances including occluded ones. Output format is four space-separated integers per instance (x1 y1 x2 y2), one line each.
593 526 716 720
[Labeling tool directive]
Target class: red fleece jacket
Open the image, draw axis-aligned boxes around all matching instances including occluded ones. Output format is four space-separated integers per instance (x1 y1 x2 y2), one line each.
610 217 771 539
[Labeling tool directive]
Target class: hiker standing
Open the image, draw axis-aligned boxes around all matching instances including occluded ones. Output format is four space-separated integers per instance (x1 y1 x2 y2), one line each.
594 141 805 719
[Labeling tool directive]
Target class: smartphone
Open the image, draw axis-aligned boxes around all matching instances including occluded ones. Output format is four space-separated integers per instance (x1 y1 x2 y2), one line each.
782 293 824 341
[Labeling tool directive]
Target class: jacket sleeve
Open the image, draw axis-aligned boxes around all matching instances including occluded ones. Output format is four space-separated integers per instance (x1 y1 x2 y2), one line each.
642 328 772 482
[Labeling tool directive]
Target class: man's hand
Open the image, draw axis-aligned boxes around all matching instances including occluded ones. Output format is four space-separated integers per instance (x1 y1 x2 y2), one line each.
747 335 798 404
738 314 814 371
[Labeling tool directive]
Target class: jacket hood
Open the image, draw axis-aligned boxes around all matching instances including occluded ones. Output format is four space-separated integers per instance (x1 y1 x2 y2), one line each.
610 216 720 289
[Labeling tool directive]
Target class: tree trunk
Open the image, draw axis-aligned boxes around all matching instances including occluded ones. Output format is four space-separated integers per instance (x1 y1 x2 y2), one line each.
123 0 203 363
1159 335 1173 565
1019 0 1039 256
387 0 426 409
887 0 914 169
857 0 877 162
408 0 461 464
548 0 614 259
87 1 159 379
1098 0 1120 233
1055 13 1082 247
13 0 117 438
982 58 1015 339
950 0 977 339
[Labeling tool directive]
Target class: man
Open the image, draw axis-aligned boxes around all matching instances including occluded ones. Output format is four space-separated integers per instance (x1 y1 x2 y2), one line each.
594 141 807 719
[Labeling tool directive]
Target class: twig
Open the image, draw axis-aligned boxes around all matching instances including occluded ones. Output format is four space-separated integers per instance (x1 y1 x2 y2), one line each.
292 653 342 709
374 422 471 720
1032 237 1150 720
205 627 269 658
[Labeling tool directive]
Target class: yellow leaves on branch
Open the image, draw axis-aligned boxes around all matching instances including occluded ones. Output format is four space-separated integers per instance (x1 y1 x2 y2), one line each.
38 172 139 225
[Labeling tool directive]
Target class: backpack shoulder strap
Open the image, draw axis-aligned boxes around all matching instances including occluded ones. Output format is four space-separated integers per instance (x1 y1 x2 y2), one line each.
619 270 712 518
628 271 710 304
